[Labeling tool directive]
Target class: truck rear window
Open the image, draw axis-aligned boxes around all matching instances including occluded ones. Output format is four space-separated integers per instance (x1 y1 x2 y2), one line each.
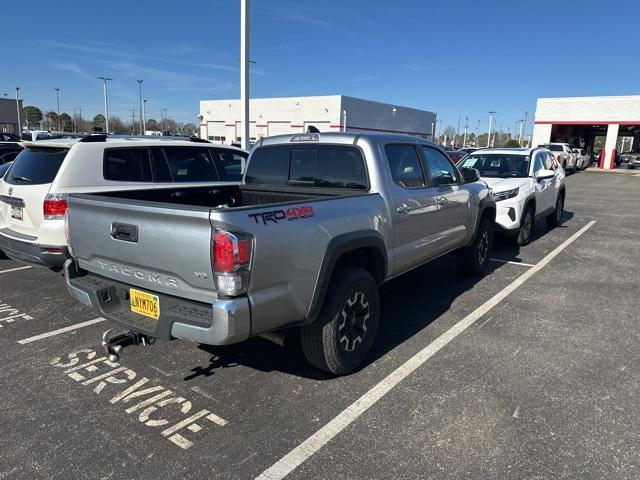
5 147 68 185
245 145 368 190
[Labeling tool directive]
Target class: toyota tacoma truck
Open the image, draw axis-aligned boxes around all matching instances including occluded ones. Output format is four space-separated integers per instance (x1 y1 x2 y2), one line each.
64 132 495 374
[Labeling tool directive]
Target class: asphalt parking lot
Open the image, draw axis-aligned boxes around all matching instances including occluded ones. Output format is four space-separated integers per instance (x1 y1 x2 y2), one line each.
1 170 639 480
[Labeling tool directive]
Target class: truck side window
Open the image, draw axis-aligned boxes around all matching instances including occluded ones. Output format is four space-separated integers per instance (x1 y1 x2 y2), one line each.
245 146 290 185
162 147 220 182
104 148 152 182
385 145 426 188
421 147 459 187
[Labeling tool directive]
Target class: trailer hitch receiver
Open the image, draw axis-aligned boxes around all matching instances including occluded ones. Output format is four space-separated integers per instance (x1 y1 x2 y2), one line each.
101 329 155 362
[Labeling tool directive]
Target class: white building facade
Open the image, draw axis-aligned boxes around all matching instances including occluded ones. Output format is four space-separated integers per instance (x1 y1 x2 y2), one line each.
532 95 640 169
199 95 436 145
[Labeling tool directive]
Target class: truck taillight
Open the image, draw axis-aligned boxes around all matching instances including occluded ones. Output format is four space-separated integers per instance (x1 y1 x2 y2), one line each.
44 193 68 220
213 229 252 296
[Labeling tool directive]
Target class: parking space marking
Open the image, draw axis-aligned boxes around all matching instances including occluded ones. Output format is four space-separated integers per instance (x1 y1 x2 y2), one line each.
17 317 105 344
51 348 228 450
257 220 597 480
0 266 32 274
0 300 34 328
490 258 536 267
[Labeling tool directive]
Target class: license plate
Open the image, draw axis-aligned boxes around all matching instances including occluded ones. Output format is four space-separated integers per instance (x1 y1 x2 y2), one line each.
130 288 160 320
10 206 23 221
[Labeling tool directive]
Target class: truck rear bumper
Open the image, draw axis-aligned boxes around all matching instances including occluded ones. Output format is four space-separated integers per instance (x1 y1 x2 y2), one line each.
64 260 251 346
0 229 69 267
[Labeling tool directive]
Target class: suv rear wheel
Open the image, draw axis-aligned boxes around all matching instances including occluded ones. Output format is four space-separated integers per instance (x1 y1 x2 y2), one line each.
457 216 493 276
301 267 379 375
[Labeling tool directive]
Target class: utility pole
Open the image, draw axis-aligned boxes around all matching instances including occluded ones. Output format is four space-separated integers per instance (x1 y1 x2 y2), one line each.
487 111 496 147
15 87 21 135
463 116 468 148
54 88 60 131
240 0 250 150
97 77 113 134
162 108 168 134
142 99 147 134
136 80 144 135
518 119 524 145
455 115 461 148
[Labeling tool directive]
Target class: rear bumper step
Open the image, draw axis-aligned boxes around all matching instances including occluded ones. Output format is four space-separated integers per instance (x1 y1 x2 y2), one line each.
64 260 251 345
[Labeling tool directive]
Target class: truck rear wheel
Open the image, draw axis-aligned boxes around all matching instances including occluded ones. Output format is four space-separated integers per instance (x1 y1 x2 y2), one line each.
300 267 379 375
457 216 493 276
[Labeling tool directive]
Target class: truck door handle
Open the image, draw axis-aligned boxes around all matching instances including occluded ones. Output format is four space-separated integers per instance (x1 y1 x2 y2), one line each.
437 196 449 206
111 223 138 243
396 204 410 214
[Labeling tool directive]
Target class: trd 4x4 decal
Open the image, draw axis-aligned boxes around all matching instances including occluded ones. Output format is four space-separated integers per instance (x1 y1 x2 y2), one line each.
248 206 315 225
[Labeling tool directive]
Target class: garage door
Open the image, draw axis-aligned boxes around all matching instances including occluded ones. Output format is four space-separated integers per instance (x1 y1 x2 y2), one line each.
207 121 226 143
267 122 291 137
235 121 258 142
304 121 331 132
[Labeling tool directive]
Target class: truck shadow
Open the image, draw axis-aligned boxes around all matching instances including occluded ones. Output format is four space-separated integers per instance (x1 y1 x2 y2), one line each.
185 211 574 381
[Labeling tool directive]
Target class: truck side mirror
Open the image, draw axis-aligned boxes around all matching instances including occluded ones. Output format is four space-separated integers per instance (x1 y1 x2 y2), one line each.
460 167 480 183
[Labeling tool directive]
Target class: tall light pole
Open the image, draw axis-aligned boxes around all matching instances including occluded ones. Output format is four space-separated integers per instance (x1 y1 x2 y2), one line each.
136 80 144 135
15 87 21 134
97 77 113 134
522 111 529 146
142 99 147 134
240 0 250 150
54 88 60 131
463 116 468 148
487 111 496 147
162 108 168 134
517 119 524 145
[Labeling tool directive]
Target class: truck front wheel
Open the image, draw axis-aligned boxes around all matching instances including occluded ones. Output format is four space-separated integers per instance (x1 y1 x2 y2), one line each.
301 267 380 375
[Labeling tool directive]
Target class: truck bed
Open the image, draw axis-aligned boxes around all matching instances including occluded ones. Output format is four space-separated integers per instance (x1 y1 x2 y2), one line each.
96 184 350 211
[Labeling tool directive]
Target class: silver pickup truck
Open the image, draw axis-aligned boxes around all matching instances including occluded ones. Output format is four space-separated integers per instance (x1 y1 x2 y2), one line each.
64 132 495 374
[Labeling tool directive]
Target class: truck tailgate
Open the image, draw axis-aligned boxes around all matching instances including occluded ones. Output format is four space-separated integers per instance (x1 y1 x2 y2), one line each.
68 194 215 303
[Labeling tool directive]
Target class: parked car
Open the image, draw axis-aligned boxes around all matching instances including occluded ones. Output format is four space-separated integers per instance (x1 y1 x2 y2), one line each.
0 133 22 142
0 135 248 269
443 147 464 164
64 132 496 374
621 147 640 169
539 143 576 172
572 148 590 170
458 147 565 245
457 147 481 156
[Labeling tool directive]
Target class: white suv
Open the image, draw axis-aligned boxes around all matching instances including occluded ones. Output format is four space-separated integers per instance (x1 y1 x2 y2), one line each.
458 148 566 245
0 135 247 268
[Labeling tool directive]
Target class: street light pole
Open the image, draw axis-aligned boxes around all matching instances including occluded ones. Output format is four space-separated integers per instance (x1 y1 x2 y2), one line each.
487 111 496 147
523 111 529 145
97 77 113 134
240 0 250 150
15 87 21 135
136 80 143 135
142 99 147 134
162 108 168 134
518 119 524 145
463 116 468 148
55 88 60 131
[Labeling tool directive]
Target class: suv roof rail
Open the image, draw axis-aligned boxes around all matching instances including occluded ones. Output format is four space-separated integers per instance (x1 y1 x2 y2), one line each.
79 134 108 142
189 137 211 143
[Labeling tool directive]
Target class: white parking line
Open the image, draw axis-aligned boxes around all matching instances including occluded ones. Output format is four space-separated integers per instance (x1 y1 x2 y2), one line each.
18 317 106 344
0 266 32 274
490 258 536 267
256 220 597 480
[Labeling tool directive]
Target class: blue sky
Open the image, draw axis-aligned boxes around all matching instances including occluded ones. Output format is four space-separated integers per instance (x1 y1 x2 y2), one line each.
1 0 638 135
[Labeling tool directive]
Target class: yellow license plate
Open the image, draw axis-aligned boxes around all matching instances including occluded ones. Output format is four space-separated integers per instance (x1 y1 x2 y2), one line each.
130 288 160 320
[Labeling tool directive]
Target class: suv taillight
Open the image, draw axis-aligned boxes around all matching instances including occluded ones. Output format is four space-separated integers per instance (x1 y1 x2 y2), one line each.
213 229 252 296
44 193 68 220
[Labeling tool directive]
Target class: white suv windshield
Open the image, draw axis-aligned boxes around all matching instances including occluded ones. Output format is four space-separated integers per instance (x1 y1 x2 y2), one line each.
460 154 530 178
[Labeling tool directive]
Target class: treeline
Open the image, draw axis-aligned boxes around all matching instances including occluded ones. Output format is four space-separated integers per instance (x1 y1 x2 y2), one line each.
21 106 197 135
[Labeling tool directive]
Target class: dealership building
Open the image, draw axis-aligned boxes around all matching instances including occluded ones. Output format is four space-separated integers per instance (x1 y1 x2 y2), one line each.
199 95 436 144
532 95 640 169
0 97 22 134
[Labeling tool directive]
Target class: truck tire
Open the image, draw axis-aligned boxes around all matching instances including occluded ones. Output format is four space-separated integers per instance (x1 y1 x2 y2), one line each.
300 267 379 375
516 205 534 246
457 216 493 276
546 192 564 228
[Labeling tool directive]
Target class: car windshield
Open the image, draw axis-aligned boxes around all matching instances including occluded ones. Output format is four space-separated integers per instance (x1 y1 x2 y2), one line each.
459 153 530 178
